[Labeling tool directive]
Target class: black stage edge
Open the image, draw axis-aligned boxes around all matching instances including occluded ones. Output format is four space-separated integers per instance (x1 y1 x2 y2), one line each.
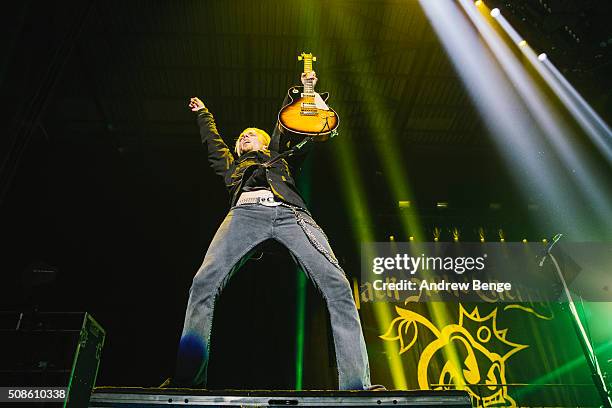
90 388 472 407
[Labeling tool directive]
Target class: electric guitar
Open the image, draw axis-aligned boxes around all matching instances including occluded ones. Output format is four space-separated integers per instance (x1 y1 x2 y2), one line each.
277 52 339 142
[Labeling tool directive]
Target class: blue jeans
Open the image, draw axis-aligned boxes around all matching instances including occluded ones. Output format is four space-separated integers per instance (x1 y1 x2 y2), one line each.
174 203 371 390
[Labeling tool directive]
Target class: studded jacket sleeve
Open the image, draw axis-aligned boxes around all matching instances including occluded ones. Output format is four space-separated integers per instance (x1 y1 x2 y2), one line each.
196 107 235 178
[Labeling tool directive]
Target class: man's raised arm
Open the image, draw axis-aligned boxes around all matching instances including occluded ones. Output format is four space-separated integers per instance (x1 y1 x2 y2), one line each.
269 72 318 168
189 97 235 178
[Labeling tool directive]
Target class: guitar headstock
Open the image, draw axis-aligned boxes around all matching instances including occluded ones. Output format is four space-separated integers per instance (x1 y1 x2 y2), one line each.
298 52 316 73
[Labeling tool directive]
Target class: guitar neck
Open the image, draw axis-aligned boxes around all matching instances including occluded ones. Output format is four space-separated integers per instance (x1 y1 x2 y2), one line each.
302 54 315 95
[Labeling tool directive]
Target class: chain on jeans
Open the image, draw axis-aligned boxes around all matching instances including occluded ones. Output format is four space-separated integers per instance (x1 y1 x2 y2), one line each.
280 203 341 270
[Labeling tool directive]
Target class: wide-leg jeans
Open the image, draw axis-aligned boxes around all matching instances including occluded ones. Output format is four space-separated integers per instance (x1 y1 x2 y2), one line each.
174 203 371 390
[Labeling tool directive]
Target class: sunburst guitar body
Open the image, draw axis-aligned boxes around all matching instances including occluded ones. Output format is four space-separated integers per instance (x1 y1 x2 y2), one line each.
277 53 339 142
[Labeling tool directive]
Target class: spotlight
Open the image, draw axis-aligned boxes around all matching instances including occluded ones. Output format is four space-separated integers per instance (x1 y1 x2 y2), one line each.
490 8 500 17
522 238 528 243
389 235 395 242
436 202 449 209
409 236 415 241
542 238 548 243
537 53 547 61
475 0 483 6
518 40 527 47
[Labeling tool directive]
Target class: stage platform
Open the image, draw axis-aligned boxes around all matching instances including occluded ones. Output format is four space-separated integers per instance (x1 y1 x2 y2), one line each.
89 388 473 407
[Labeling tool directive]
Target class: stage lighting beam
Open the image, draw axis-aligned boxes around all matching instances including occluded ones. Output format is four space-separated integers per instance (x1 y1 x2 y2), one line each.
456 0 612 237
494 11 612 166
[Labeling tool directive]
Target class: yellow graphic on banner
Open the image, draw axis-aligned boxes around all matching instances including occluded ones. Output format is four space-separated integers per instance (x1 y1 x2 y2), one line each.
381 304 548 407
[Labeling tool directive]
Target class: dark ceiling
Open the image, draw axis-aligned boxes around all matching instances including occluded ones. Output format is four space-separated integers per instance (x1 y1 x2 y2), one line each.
31 0 486 149
2 0 610 178
7 0 612 147
2 0 609 187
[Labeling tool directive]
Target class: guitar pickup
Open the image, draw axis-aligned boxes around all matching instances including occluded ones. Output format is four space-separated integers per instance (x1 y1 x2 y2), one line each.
300 102 317 108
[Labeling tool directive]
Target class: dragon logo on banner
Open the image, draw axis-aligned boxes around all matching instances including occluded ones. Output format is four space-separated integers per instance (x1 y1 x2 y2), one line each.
380 304 551 407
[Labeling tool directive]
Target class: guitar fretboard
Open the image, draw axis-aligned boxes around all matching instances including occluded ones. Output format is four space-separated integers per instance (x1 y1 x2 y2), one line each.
302 54 315 95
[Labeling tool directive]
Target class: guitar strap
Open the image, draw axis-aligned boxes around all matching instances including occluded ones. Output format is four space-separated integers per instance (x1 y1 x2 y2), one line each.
260 136 314 169
261 117 332 168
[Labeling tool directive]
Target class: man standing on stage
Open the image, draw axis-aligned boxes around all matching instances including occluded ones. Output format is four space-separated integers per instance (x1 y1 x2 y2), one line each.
172 71 374 390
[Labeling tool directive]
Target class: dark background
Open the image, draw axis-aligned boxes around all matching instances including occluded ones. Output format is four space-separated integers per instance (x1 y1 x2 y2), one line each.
1 0 610 389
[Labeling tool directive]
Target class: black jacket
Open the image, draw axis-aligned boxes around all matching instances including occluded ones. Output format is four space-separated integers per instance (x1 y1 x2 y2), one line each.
196 102 311 210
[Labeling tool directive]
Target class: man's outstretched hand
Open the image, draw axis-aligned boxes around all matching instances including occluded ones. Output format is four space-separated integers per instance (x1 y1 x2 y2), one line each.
189 97 206 112
301 71 317 87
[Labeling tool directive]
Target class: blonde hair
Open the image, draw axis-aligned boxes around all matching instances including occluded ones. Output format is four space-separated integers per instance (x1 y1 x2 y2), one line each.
235 127 271 156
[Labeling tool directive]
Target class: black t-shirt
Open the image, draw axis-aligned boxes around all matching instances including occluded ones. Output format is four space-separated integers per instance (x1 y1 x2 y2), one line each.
241 165 269 192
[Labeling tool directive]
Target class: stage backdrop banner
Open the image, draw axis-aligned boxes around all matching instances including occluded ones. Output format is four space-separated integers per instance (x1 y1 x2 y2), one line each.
360 300 605 407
